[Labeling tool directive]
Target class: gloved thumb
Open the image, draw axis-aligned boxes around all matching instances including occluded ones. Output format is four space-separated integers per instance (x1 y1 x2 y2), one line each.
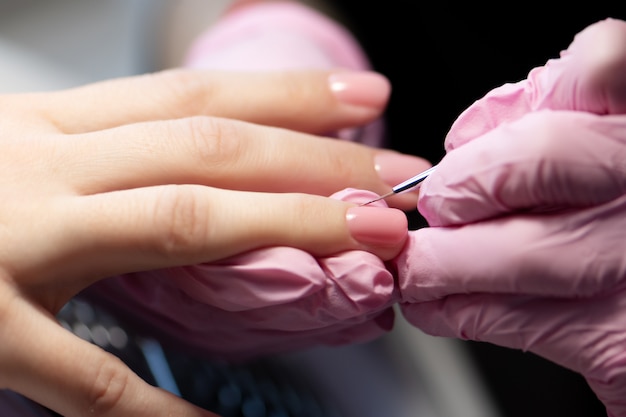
444 18 626 152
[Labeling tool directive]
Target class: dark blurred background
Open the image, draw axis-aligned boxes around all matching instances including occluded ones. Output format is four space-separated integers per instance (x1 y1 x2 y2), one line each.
329 2 626 417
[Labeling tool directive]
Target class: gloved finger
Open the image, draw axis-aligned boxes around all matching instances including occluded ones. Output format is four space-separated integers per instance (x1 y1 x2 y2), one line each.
400 292 626 417
18 69 389 135
444 18 626 151
95 247 392 318
418 111 626 227
57 116 429 209
16 186 407 297
399 195 626 301
86 271 395 360
85 274 395 361
0 293 216 417
169 248 393 313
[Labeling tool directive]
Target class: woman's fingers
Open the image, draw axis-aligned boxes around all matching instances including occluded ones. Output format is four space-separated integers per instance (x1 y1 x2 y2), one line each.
55 116 430 208
27 69 390 135
0 290 216 417
15 187 407 296
64 117 372 194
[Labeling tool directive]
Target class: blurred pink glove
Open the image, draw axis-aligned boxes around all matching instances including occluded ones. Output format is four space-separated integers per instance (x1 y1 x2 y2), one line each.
85 188 400 361
395 18 626 416
184 1 385 147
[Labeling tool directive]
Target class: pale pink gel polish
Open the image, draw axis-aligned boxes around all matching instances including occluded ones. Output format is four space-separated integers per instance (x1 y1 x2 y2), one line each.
328 72 391 109
346 206 407 245
374 152 433 189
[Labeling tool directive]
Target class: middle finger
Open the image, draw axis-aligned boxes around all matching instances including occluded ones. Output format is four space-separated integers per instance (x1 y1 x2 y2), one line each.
61 116 430 202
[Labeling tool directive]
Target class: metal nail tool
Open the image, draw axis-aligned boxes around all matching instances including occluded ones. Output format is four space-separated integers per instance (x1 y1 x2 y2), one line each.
361 165 437 205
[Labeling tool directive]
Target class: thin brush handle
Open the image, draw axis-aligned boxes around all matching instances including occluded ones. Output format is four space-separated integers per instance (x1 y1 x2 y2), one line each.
391 164 437 193
361 164 437 205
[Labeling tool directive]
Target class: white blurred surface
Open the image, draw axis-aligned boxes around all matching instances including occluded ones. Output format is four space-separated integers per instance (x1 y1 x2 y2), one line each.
0 0 230 92
0 2 500 416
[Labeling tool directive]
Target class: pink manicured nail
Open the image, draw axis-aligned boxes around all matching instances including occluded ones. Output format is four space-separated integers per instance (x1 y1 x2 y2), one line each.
329 71 390 108
374 152 432 188
346 206 407 245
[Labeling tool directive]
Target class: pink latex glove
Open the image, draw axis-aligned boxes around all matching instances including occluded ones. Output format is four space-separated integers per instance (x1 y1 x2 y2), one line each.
395 18 626 416
85 188 400 361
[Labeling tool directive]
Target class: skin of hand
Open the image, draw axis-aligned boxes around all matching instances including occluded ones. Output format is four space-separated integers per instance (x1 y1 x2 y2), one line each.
0 69 430 417
84 188 401 361
394 18 626 416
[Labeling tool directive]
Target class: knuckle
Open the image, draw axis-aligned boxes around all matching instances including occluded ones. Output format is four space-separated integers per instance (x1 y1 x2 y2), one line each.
179 116 244 165
150 69 214 115
152 185 211 258
86 355 129 416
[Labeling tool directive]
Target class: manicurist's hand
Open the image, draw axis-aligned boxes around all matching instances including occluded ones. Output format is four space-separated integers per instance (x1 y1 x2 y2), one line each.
0 69 430 417
395 18 626 417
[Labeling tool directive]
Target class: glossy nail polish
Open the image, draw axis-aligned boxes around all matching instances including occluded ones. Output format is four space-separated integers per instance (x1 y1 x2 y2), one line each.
346 206 407 245
374 152 433 189
329 71 390 108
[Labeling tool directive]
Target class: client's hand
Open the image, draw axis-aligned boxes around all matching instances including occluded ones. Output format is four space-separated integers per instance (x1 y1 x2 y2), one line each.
0 70 428 417
86 188 400 361
396 18 626 416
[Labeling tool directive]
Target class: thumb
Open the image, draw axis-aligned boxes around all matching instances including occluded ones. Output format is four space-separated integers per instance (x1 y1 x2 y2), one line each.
1 295 216 417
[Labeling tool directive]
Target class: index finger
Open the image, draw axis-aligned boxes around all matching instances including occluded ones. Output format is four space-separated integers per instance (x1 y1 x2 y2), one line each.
19 70 390 135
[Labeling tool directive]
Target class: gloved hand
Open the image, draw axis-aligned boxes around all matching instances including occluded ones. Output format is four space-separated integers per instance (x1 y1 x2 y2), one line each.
85 188 400 361
395 18 626 416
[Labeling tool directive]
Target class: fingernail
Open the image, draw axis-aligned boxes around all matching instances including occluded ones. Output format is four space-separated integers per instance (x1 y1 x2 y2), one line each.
329 71 390 108
346 206 407 245
374 152 432 188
